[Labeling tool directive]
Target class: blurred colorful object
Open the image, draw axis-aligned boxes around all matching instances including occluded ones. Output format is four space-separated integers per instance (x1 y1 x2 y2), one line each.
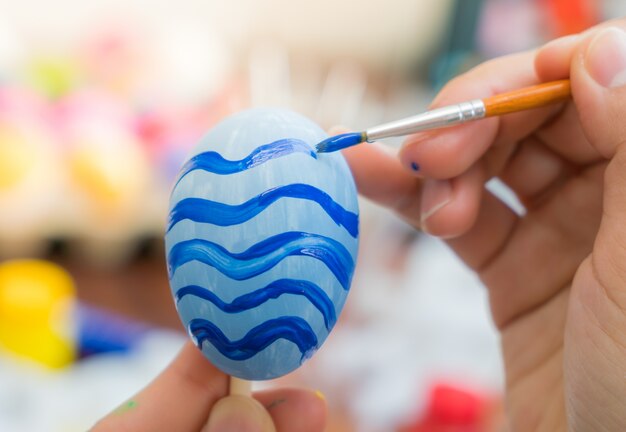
399 382 501 432
0 87 65 257
77 303 150 358
25 56 81 99
0 27 244 263
0 260 76 368
541 0 600 36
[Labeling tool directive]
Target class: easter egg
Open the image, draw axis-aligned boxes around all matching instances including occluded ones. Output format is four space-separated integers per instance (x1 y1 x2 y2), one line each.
165 108 359 380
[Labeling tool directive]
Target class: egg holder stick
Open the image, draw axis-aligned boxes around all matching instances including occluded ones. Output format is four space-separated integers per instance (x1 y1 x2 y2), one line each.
229 376 252 396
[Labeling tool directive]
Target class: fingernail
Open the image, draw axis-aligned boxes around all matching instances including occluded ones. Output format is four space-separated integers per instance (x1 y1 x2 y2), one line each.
586 27 626 88
400 135 428 176
421 179 452 225
314 390 326 403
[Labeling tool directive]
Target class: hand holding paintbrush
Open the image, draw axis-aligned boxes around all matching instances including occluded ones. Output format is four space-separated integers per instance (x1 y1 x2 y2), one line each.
316 79 571 153
335 22 626 431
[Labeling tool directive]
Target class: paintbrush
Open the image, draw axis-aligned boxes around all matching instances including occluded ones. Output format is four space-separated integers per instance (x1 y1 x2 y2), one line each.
315 79 571 153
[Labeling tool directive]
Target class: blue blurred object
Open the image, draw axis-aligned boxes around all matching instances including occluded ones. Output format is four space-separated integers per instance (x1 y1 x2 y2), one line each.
77 303 150 358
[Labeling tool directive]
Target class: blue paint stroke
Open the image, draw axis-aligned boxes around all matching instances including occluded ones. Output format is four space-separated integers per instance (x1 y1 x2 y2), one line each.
167 184 358 238
175 138 316 187
189 316 318 361
175 279 336 330
315 132 365 153
167 231 354 290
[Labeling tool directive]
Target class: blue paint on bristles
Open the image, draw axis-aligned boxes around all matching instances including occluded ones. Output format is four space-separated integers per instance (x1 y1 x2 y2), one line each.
315 132 367 153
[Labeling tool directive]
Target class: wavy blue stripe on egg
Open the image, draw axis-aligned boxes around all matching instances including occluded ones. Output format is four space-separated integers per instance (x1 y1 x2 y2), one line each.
168 259 348 318
168 177 359 252
166 200 358 266
176 284 329 351
167 184 359 238
167 231 354 290
175 279 336 330
189 316 318 361
174 138 315 188
169 149 358 217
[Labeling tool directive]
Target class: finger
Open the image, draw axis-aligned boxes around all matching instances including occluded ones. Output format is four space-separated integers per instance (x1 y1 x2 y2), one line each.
533 34 605 165
485 163 605 327
420 163 484 238
532 102 601 165
563 25 626 425
571 24 626 294
535 34 581 80
446 189 519 272
255 388 327 432
420 156 523 270
203 396 276 432
93 342 228 432
342 141 422 223
499 135 575 207
535 17 626 81
398 51 566 180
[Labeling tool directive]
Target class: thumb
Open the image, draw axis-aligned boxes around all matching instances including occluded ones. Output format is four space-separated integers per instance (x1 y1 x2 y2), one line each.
572 25 626 157
203 395 276 432
571 25 626 291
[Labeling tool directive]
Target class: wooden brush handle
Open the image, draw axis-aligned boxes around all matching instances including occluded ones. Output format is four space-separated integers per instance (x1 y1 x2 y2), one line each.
484 79 571 117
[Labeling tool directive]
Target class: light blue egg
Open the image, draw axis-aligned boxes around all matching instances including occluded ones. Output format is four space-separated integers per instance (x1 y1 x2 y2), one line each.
165 108 359 380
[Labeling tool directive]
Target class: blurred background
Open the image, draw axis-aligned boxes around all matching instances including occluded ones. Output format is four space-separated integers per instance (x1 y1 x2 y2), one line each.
0 0 622 431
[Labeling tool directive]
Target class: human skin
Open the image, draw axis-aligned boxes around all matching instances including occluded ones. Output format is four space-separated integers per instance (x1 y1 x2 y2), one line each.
92 341 327 432
94 18 626 432
343 18 626 431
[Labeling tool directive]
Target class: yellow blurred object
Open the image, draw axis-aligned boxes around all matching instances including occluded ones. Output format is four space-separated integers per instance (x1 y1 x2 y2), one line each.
70 146 126 204
68 132 149 210
0 260 76 369
0 125 37 190
26 56 80 99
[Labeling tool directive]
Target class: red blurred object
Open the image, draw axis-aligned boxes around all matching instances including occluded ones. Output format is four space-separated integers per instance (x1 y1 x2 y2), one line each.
399 382 499 432
540 0 601 37
428 384 483 426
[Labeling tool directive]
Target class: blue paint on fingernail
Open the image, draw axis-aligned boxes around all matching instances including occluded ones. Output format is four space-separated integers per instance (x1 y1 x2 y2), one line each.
410 162 420 172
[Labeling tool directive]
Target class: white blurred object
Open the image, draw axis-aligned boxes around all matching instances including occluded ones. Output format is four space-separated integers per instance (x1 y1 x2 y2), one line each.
149 22 233 104
213 0 453 72
0 330 185 432
4 0 453 74
248 42 291 108
315 60 367 129
603 0 626 18
0 18 26 76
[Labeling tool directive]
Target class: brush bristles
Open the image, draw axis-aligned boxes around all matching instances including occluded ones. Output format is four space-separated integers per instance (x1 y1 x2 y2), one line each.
315 132 366 153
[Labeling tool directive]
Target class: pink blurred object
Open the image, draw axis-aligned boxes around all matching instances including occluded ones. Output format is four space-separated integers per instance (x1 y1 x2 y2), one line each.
80 27 144 96
53 89 134 134
0 86 52 128
134 79 248 183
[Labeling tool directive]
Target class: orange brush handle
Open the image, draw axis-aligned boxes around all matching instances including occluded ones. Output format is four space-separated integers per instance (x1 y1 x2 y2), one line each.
484 79 571 117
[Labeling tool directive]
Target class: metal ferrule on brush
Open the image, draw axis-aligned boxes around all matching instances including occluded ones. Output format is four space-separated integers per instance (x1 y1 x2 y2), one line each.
365 99 486 142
